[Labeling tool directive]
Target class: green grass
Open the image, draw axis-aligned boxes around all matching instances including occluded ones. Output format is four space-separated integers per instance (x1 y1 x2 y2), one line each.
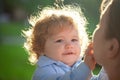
0 45 36 80
0 22 36 80
0 22 27 36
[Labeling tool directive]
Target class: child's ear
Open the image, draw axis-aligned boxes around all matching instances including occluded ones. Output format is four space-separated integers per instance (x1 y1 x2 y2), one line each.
107 38 119 58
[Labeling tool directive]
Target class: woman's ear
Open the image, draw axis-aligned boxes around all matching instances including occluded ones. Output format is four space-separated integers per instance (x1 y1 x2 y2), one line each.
107 38 119 58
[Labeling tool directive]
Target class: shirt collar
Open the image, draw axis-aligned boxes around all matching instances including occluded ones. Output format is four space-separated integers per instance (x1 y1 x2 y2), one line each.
37 55 82 69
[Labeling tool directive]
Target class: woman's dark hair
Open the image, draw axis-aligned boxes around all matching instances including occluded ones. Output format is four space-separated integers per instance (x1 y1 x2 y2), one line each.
106 0 120 42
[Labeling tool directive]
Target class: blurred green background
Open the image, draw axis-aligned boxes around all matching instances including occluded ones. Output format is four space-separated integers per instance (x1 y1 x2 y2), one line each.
0 0 101 80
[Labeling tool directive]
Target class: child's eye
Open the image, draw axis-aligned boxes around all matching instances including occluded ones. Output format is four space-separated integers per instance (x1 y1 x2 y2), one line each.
71 39 78 42
55 39 63 43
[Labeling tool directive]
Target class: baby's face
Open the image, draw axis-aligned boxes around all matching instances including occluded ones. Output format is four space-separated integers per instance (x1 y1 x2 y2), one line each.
44 29 81 66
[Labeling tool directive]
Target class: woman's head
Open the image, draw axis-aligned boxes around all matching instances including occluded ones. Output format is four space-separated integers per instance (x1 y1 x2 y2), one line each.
23 5 88 64
94 1 120 79
93 0 120 65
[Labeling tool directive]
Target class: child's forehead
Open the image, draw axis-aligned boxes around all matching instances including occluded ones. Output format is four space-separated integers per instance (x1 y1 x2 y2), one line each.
48 30 79 40
49 27 79 37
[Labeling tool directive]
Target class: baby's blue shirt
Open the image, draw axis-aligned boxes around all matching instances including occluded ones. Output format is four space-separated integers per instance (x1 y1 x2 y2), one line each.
32 56 91 80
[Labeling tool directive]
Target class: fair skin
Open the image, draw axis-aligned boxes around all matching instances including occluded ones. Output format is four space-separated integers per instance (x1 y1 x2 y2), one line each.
44 28 81 67
93 4 120 80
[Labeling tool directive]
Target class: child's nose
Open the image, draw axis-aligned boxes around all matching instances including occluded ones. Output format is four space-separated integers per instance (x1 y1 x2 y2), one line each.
65 42 73 49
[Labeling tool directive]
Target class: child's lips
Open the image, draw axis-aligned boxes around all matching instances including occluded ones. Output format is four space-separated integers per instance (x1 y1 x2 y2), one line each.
63 52 75 55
